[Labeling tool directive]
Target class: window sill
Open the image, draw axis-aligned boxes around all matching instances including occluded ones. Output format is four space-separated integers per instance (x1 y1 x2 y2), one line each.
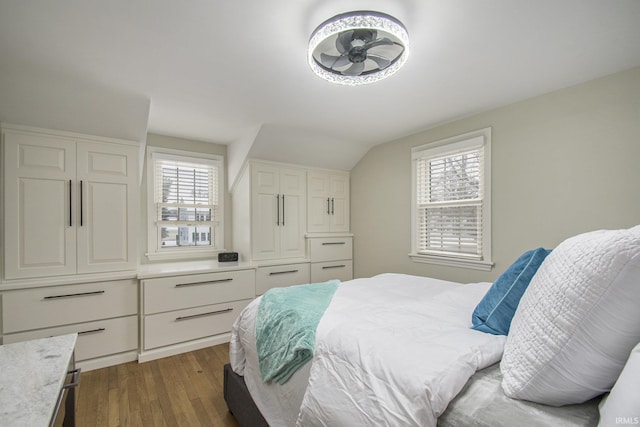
408 253 493 271
146 248 220 262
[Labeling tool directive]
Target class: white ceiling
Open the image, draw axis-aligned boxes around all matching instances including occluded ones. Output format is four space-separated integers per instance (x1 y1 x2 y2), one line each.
1 0 640 170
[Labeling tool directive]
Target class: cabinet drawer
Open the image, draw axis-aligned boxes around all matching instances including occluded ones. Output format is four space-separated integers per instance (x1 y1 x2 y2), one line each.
2 280 137 333
143 269 254 315
144 299 251 350
308 237 353 262
311 260 353 283
255 263 310 295
2 315 138 361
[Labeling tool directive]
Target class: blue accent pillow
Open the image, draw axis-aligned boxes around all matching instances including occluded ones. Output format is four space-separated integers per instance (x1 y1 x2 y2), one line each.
471 247 551 335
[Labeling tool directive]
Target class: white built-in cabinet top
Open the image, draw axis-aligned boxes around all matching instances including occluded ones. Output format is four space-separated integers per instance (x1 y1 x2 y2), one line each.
2 124 139 281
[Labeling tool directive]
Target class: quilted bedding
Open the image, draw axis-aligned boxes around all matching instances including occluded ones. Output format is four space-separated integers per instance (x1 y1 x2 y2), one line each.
230 273 506 426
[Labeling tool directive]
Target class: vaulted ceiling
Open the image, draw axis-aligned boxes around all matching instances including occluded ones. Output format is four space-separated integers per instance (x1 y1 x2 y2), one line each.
1 0 640 171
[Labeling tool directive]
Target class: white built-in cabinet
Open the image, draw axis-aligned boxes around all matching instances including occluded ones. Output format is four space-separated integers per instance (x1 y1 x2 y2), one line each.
307 171 349 233
255 262 310 295
308 236 353 282
1 279 139 370
232 160 353 290
1 124 139 371
138 265 255 362
234 161 306 261
2 125 138 280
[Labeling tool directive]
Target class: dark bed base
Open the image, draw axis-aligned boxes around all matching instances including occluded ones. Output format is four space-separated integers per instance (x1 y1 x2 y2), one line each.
223 364 270 427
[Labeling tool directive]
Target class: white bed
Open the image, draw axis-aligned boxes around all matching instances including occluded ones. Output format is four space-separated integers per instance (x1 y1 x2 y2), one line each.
230 273 506 427
227 226 640 426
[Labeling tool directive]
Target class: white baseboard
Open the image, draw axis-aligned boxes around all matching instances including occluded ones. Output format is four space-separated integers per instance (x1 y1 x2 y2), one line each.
77 351 138 372
137 333 231 363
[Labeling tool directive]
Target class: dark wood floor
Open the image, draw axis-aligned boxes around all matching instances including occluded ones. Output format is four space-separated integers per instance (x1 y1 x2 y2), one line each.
76 343 240 427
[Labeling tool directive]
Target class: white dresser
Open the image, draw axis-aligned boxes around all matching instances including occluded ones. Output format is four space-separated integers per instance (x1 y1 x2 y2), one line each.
138 260 256 362
1 278 138 371
307 235 354 282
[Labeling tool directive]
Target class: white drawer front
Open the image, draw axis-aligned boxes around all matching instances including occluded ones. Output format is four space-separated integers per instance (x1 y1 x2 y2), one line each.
2 279 137 333
144 299 251 350
2 315 138 361
143 269 254 315
311 260 353 283
308 237 353 262
255 263 310 295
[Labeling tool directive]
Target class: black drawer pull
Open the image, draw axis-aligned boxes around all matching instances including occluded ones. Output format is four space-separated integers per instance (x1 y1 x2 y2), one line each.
78 328 106 335
269 270 299 276
175 308 233 321
321 242 346 245
44 290 105 300
175 278 233 287
322 264 346 269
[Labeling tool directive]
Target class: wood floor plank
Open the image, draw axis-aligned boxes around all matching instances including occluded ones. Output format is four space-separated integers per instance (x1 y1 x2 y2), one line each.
77 343 240 426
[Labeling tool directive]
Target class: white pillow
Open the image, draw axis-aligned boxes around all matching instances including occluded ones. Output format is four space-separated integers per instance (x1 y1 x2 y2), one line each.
500 225 640 406
598 342 640 427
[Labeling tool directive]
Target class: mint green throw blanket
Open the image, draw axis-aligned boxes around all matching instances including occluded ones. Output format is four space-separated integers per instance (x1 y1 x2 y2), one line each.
256 279 340 385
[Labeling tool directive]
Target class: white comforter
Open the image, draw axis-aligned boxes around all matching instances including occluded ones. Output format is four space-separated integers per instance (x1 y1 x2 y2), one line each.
230 273 506 427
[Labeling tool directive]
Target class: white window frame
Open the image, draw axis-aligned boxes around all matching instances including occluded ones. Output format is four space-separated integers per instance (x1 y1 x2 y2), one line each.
146 146 225 261
410 127 493 271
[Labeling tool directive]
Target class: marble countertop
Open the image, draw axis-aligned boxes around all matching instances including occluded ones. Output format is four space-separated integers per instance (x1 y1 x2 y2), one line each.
0 334 77 427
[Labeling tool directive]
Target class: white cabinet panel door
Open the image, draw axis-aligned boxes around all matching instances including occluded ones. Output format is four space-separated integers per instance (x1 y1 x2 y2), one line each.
307 173 331 233
329 174 350 232
251 164 306 260
279 168 306 258
251 164 280 260
306 171 349 233
4 131 77 279
76 142 138 273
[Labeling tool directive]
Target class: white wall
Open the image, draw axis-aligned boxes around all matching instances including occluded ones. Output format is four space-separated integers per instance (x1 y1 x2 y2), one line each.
351 67 640 283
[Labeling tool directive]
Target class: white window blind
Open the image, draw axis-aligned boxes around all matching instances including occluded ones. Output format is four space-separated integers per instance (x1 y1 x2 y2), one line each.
153 153 221 250
416 146 483 257
411 129 491 269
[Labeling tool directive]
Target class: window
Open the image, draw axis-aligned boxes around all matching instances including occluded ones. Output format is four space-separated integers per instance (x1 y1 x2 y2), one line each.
410 128 492 270
146 147 224 261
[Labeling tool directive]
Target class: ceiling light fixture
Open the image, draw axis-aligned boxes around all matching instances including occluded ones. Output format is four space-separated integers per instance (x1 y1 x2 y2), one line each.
308 10 409 85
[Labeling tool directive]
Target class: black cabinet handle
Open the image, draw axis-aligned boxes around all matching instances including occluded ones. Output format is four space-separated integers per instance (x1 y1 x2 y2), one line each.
331 197 335 215
175 308 233 321
43 290 105 300
282 194 285 226
321 242 346 245
327 197 330 215
69 180 72 226
276 194 280 226
322 264 346 269
78 328 106 335
175 278 233 287
268 269 299 276
80 180 83 226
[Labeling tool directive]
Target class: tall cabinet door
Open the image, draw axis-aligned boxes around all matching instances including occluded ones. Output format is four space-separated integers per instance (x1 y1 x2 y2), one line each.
279 167 306 258
307 172 331 233
329 174 350 232
76 142 138 273
3 131 77 279
251 164 280 260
